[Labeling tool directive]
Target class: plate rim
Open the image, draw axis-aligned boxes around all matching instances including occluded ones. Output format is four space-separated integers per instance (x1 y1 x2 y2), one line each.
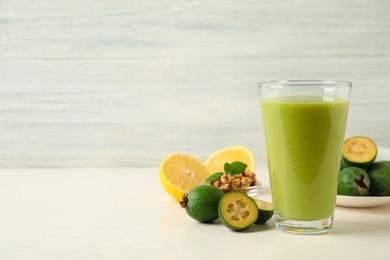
336 195 390 208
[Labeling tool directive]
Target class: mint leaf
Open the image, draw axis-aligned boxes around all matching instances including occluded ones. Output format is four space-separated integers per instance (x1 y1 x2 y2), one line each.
223 162 231 174
224 161 247 175
205 172 224 183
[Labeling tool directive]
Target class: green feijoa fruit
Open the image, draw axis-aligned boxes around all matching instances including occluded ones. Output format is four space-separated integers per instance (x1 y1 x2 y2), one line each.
367 161 390 196
253 199 274 225
340 157 348 171
342 136 377 169
179 185 224 223
218 192 258 231
338 166 370 196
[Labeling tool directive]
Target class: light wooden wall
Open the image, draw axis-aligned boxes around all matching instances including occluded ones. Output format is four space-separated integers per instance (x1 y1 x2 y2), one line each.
1 0 389 167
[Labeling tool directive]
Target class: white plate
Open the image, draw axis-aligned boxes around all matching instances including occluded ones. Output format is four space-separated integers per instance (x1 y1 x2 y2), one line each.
336 195 390 208
336 147 390 208
336 146 390 208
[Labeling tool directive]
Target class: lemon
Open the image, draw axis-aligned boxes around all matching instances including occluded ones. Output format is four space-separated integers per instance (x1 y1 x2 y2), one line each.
205 146 255 174
159 153 211 201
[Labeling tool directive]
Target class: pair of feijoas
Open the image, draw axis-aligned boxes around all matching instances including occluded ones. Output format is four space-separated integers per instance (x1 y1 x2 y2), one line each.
338 136 390 196
179 184 273 231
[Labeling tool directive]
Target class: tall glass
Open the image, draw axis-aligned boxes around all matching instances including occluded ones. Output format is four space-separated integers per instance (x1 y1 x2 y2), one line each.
258 80 351 234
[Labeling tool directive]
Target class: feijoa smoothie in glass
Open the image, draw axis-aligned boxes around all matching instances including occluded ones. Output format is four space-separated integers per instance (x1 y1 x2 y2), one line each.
262 95 349 221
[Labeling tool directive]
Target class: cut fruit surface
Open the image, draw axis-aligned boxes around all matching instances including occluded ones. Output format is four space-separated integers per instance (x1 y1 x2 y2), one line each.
160 153 211 201
253 199 274 224
205 146 255 174
218 192 258 231
342 136 377 169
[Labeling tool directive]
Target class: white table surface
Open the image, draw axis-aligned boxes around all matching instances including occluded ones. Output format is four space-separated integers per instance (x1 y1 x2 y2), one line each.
1 165 390 260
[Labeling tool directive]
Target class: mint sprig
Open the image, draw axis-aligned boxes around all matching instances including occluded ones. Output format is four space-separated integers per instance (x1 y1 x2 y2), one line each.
205 161 248 183
224 161 247 175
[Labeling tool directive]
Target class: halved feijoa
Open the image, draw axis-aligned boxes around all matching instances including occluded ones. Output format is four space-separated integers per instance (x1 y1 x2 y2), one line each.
342 136 377 169
367 161 390 196
180 185 224 223
338 166 370 196
218 192 258 231
253 199 274 224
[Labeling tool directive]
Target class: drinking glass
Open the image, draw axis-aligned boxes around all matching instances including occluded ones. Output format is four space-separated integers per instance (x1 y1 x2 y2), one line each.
258 80 351 234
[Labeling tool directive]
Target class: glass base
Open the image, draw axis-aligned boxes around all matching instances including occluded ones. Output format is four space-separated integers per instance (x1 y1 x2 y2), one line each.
274 214 333 235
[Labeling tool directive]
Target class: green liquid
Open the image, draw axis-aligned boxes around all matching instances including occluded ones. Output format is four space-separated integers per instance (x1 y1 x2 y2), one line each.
261 95 349 221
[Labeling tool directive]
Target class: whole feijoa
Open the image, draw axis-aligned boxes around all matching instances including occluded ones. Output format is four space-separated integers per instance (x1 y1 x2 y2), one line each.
338 166 370 196
367 161 390 196
179 185 224 223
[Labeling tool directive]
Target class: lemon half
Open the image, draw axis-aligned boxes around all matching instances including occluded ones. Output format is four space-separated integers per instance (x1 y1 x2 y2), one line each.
205 146 255 174
159 153 211 201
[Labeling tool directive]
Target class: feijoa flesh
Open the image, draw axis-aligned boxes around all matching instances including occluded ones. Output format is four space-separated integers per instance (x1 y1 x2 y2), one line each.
253 199 274 224
338 166 370 196
218 192 258 231
179 185 224 223
342 136 377 169
367 161 390 196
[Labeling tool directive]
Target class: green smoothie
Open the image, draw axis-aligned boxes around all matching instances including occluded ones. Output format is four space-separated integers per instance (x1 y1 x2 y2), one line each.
261 95 349 221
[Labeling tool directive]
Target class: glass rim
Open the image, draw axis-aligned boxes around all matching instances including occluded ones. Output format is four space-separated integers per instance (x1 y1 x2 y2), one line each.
258 80 352 89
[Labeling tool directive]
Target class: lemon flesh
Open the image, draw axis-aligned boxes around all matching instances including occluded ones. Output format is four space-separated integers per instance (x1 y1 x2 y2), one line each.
205 146 255 174
160 153 211 201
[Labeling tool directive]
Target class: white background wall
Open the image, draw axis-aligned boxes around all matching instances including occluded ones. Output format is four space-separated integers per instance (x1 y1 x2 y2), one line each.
1 0 389 167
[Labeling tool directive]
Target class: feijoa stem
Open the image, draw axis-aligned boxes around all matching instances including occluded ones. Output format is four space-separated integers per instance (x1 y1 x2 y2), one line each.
179 193 188 208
